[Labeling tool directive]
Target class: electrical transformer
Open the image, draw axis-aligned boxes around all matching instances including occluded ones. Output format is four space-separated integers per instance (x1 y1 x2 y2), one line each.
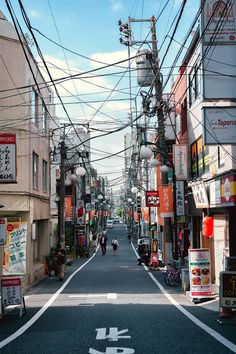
135 49 155 87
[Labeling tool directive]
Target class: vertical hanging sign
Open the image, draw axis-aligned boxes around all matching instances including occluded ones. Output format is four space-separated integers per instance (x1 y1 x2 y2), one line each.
159 185 173 217
0 218 7 245
173 144 188 180
0 134 16 183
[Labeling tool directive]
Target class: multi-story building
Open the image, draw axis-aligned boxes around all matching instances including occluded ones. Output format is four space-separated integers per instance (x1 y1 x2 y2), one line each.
0 11 54 287
172 1 236 289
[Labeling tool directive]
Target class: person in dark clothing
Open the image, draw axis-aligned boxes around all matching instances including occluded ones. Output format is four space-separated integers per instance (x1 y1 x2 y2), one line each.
99 232 107 255
57 248 66 281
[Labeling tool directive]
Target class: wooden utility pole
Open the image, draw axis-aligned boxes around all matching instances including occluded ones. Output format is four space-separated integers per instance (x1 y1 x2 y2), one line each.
59 125 66 247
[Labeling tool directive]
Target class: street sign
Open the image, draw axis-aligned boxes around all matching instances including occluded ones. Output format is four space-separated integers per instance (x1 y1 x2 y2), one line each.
0 218 7 245
219 271 236 309
1 277 26 317
1 277 21 306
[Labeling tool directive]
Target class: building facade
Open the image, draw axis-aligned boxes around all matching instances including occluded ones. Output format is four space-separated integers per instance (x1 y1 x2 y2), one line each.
0 12 54 287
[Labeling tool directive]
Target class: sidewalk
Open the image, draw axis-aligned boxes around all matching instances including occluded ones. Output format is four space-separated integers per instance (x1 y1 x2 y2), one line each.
156 268 220 313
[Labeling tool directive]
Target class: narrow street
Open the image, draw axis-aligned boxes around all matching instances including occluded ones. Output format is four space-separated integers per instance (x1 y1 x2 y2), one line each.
0 224 235 354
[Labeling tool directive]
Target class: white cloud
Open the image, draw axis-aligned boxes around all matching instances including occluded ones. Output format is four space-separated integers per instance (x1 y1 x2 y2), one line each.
28 9 41 19
90 49 133 70
110 0 123 12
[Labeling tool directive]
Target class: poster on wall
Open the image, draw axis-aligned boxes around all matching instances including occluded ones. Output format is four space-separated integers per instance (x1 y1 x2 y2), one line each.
3 222 27 275
202 0 236 44
0 133 16 183
189 248 212 298
0 218 7 245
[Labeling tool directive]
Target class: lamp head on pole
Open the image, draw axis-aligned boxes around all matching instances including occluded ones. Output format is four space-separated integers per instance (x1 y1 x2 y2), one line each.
76 166 86 176
98 194 103 201
160 164 169 173
131 186 138 194
140 145 153 160
150 157 161 167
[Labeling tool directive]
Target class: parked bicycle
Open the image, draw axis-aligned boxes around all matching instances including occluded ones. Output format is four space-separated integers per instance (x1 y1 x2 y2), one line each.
164 262 182 286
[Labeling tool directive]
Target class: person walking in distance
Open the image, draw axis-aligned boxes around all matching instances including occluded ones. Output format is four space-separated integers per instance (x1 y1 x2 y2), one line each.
99 232 107 255
57 247 66 281
111 237 119 255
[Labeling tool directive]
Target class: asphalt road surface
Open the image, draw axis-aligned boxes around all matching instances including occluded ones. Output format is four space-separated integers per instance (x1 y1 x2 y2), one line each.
0 223 236 354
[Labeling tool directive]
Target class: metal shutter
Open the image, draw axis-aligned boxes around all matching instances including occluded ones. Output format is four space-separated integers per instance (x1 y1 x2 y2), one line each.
213 215 227 287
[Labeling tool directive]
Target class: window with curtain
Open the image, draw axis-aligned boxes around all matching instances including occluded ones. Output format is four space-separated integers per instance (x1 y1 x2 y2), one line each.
31 89 39 125
42 159 48 192
42 104 47 135
33 152 39 189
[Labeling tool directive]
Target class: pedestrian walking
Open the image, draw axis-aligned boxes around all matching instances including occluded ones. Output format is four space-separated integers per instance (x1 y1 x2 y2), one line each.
99 232 107 255
111 237 119 255
57 247 66 281
92 233 97 253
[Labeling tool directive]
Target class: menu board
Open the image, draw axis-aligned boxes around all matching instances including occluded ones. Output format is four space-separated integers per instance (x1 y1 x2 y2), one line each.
189 248 212 298
219 271 236 309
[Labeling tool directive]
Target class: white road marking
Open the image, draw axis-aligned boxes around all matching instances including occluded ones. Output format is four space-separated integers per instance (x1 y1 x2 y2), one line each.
89 348 135 354
148 272 236 353
0 252 97 349
68 294 107 298
67 293 117 299
131 242 236 353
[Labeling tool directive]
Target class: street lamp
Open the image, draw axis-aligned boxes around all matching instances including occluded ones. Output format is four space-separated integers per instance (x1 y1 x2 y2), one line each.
97 194 104 232
127 198 134 239
139 142 178 261
59 164 86 248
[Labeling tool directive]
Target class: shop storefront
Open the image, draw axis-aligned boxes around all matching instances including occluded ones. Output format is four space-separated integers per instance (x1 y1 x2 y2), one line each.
190 172 236 289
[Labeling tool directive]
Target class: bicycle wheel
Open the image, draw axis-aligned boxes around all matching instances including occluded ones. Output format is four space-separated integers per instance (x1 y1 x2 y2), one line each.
168 273 174 286
164 271 170 285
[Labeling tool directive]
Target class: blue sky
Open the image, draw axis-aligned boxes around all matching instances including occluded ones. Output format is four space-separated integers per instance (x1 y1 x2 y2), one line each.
1 0 199 192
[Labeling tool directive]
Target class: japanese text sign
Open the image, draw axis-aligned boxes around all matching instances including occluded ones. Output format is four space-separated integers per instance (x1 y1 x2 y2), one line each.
159 185 173 217
145 191 159 207
189 248 212 298
0 134 16 183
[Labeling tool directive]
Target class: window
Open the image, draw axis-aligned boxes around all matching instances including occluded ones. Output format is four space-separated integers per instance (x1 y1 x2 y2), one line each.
189 64 199 106
31 89 39 125
190 137 210 178
42 159 48 192
42 104 47 135
176 114 181 135
33 152 39 189
218 146 225 169
181 98 187 134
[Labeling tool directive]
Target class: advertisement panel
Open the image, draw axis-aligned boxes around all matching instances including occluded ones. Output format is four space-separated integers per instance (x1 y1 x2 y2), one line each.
220 175 236 205
202 0 236 44
192 182 209 208
176 181 185 216
0 218 7 245
203 107 236 145
145 191 159 207
3 222 27 275
173 144 188 180
219 271 236 308
209 180 221 207
189 248 212 298
64 196 72 221
1 277 21 306
0 133 16 183
159 185 173 217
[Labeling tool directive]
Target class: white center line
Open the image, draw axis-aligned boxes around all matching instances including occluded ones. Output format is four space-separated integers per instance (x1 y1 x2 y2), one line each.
148 272 236 353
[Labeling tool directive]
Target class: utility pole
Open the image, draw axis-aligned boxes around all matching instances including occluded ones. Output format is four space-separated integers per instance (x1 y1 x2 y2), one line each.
150 16 173 262
59 125 66 248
